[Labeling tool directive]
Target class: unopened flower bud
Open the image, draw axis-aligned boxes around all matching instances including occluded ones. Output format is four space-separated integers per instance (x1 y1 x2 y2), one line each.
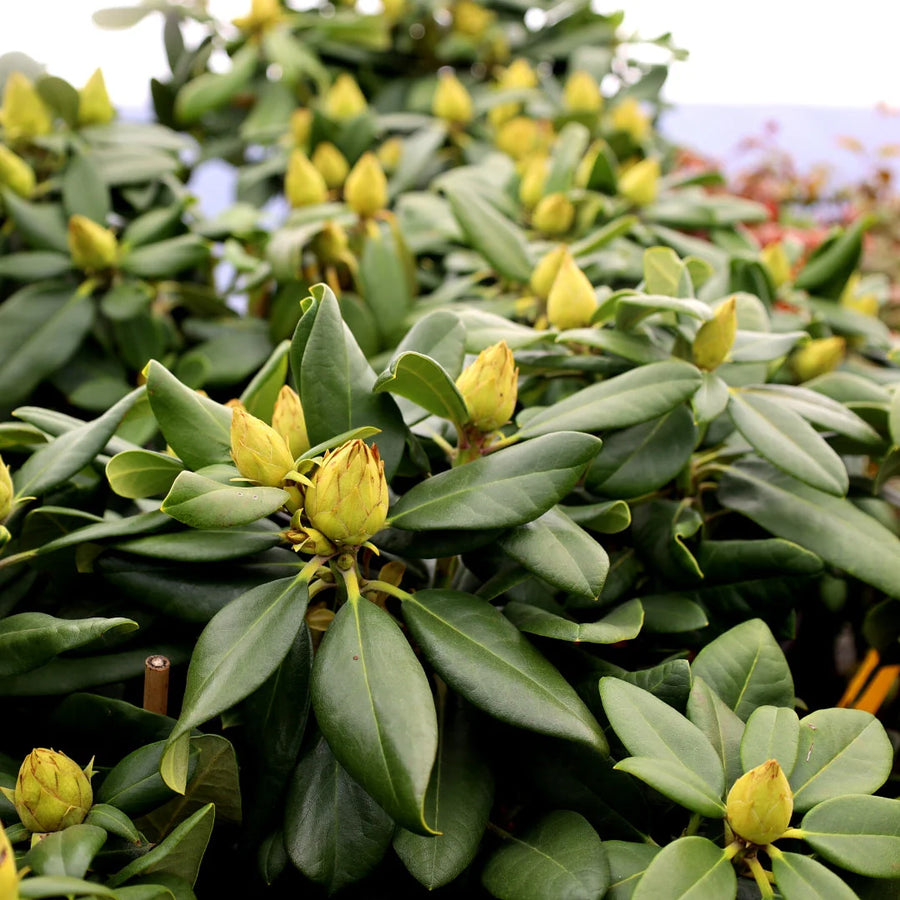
67 214 118 272
232 0 285 32
432 71 473 126
726 759 793 845
547 252 597 330
0 144 35 197
1 749 93 833
563 70 603 114
792 336 845 382
289 108 313 148
452 0 495 37
285 149 328 208
323 74 367 121
495 116 538 160
530 244 568 300
312 220 351 265
312 141 349 190
839 272 879 316
0 823 16 897
609 97 650 143
230 407 295 487
500 58 538 90
0 72 53 142
289 525 336 556
344 152 387 218
78 69 115 127
760 242 792 288
376 136 404 173
619 157 660 207
693 297 737 371
518 154 548 209
271 385 310 459
0 454 12 521
455 340 518 432
304 440 388 545
532 192 575 236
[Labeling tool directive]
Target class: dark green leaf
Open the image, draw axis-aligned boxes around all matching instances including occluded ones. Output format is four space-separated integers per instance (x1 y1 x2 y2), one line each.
106 449 185 499
175 44 259 123
505 598 642 644
374 352 469 425
161 471 288 529
24 824 106 878
631 837 735 900
770 851 858 900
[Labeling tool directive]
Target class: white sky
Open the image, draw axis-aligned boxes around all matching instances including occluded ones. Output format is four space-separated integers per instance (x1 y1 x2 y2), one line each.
4 1 900 111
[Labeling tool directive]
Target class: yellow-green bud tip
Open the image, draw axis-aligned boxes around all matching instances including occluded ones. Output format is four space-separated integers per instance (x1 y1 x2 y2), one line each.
0 454 12 522
532 192 575 236
530 244 569 300
455 340 518 433
432 71 474 126
344 152 388 218
12 748 94 833
0 822 17 897
0 72 53 142
78 68 115 127
67 214 118 273
323 74 368 122
619 157 660 207
546 252 597 330
0 144 36 197
792 336 846 382
693 296 737 371
230 407 295 487
609 97 651 143
285 149 328 208
311 141 350 191
563 70 603 114
271 385 310 460
726 759 793 846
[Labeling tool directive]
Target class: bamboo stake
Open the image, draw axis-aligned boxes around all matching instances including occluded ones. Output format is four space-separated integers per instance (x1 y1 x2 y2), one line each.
143 655 170 715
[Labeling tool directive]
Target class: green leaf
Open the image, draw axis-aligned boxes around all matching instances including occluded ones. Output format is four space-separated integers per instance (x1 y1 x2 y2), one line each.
632 837 735 900
24 824 107 878
740 706 800 775
17 876 117 898
119 235 210 279
239 340 290 423
112 524 282 561
161 471 288 529
586 406 697 498
0 250 73 280
92 5 156 28
604 841 660 900
692 371 730 423
145 360 233 471
498 506 610 601
62 152 111 223
387 123 447 195
160 576 309 793
615 295 712 331
175 44 259 123
691 618 795 721
387 432 601 531
770 851 858 900
727 391 848 495
401 589 607 753
13 387 144 499
562 500 632 534
373 351 469 425
0 613 138 678
613 757 725 817
445 184 533 282
358 220 414 345
516 361 702 439
284 734 394 894
505 598 642 644
789 709 893 812
108 803 215 888
311 596 438 834
719 459 900 598
1 190 69 252
799 794 900 878
599 677 725 802
686 677 745 790
638 596 707 634
106 449 185 499
85 803 143 843
794 215 872 298
643 246 684 296
394 699 494 890
481 811 608 900
0 284 94 411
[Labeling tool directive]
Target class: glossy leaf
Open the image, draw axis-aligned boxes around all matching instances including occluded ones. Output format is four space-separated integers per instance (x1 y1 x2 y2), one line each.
284 734 394 894
17 877 117 898
0 613 138 678
358 220 414 345
504 598 643 644
631 837 735 900
615 295 712 331
311 596 438 834
686 677 745 790
239 340 290 423
770 851 858 900
62 151 110 223
516 361 702 438
719 459 900 598
800 794 900 878
614 757 725 818
161 576 309 793
562 500 632 534
604 841 660 900
728 391 848 495
112 524 282 561
175 43 258 123
374 351 469 425
481 811 608 900
106 449 185 499
789 709 893 812
84 803 143 843
161 471 288 529
388 432 601 531
691 618 795 721
401 590 607 752
740 706 800 775
24 824 106 878
638 596 708 633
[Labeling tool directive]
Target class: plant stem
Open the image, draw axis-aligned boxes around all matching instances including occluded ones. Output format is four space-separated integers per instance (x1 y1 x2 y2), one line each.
746 855 774 900
362 579 414 603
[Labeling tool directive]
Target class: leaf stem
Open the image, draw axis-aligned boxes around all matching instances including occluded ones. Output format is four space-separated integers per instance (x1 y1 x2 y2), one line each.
361 579 414 603
746 855 775 900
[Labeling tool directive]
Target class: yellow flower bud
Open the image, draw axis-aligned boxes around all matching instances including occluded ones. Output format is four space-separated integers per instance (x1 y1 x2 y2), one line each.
518 154 548 209
530 244 568 300
499 58 538 91
312 141 349 190
0 144 35 197
3 749 93 833
792 336 846 382
323 74 368 122
285 149 328 208
432 71 473 126
78 69 115 127
495 116 538 160
547 252 597 330
726 759 793 845
455 340 518 432
452 0 495 37
230 407 295 487
67 214 118 272
376 136 404 174
0 454 12 522
760 242 792 288
609 97 651 143
0 72 53 142
271 385 310 459
232 0 285 32
693 297 737 371
839 272 879 317
0 823 16 898
344 152 387 218
619 157 660 207
563 70 603 114
532 192 575 236
574 140 605 190
304 440 388 545
289 108 313 148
